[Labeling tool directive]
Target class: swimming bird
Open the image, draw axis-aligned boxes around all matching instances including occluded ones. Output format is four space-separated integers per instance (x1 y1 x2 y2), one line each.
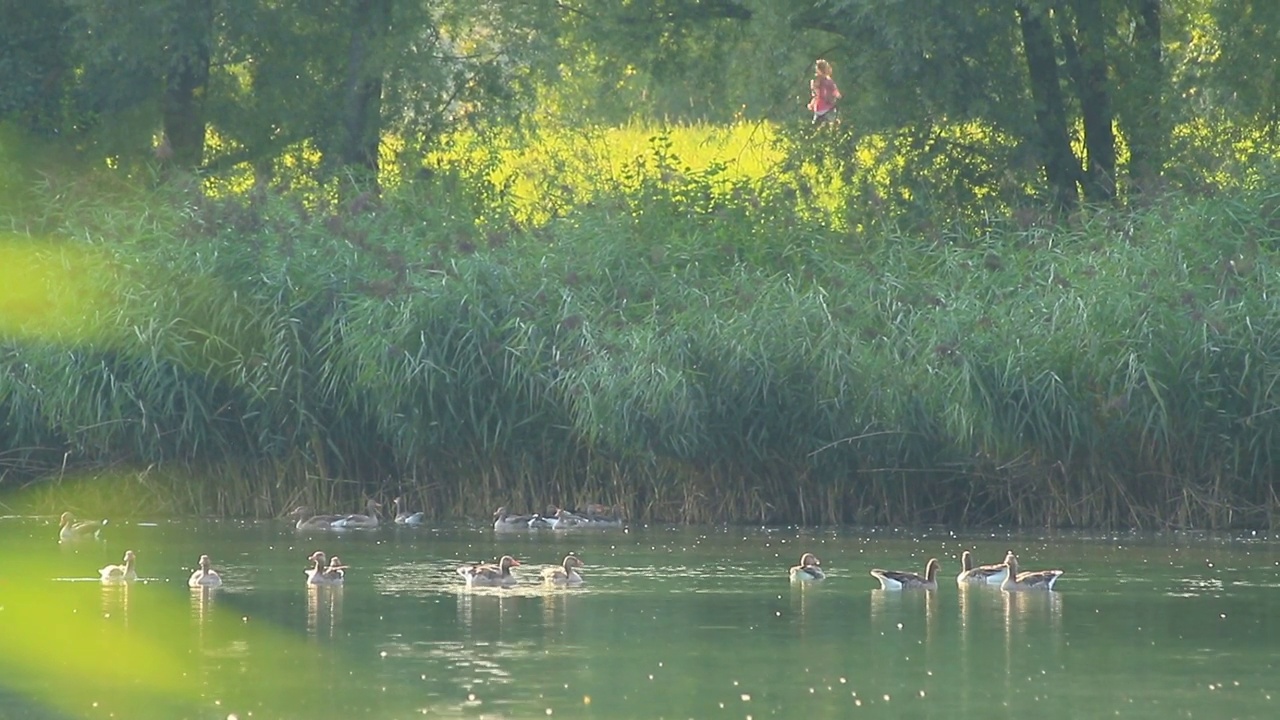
457 555 521 587
289 507 346 531
305 551 343 586
492 507 537 531
578 503 624 527
99 550 137 584
330 499 382 529
870 558 941 590
956 550 1009 586
188 554 222 588
549 507 585 530
1000 551 1063 592
790 552 826 582
392 497 424 525
323 555 348 584
59 512 108 542
541 555 585 585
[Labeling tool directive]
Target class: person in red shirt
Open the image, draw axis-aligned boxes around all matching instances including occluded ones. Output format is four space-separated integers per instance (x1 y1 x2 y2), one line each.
808 59 842 125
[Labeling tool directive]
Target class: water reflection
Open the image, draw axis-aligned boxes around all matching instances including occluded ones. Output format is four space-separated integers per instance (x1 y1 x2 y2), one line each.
100 582 130 626
1000 588 1064 634
306 585 343 639
190 586 216 617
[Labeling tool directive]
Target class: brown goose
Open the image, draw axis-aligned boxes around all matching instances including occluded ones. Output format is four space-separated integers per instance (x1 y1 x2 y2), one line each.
789 552 826 582
457 555 521 587
59 512 108 542
870 558 940 590
330 499 382 529
541 555 585 585
956 550 1010 586
1000 551 1063 591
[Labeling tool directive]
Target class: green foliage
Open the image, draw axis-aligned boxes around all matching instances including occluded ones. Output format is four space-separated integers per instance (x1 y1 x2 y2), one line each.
6 139 1280 527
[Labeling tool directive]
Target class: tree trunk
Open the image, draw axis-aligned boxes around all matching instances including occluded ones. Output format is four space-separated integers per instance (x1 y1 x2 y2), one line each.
1062 0 1116 203
161 0 213 170
1123 0 1165 194
1016 1 1081 209
339 0 392 192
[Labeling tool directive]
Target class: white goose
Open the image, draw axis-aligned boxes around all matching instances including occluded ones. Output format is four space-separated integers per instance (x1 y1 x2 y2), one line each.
99 550 138 584
188 554 223 588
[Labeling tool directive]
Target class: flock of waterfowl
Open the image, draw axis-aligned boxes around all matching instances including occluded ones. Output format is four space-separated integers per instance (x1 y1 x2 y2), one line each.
58 502 613 590
792 549 1064 592
59 505 1064 593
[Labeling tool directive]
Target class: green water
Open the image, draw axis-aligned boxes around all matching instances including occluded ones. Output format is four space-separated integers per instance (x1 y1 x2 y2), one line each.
2 517 1278 719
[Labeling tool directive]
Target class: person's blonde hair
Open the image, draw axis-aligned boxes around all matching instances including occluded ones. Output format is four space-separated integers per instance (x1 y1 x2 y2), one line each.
815 59 832 77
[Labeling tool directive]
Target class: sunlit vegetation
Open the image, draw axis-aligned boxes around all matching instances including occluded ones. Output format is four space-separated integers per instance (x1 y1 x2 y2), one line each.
4 117 1280 528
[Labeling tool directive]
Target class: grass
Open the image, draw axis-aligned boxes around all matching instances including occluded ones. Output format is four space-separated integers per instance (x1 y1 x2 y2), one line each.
3 119 1280 528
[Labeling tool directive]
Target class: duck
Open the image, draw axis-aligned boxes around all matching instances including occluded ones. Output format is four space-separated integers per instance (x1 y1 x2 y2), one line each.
392 497 424 525
457 555 521 587
956 550 1010 586
99 550 138 584
59 512 108 542
789 552 826 582
305 550 344 586
330 499 382 529
188 554 222 588
870 557 941 590
289 506 346 531
492 507 537 531
1000 551 1063 591
541 555 585 585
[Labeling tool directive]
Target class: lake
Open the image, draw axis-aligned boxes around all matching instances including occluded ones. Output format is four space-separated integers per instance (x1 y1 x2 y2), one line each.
2 516 1278 719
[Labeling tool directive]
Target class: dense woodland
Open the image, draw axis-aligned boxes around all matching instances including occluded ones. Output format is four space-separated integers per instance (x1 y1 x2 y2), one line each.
4 1 1280 527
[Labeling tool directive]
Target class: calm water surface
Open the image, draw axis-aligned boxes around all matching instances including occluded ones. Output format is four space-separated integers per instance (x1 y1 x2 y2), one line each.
2 517 1278 719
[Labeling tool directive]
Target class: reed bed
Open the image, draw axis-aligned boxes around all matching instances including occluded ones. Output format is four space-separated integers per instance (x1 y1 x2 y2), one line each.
3 156 1280 527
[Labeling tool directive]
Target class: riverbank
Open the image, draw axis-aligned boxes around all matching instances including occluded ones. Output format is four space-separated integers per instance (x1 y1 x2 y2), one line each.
3 147 1280 527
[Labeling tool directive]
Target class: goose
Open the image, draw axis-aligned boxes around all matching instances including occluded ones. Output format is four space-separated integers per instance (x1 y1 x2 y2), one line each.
323 555 348 584
100 550 137 584
549 507 585 530
870 558 941 590
457 555 521 587
392 497 424 525
789 552 826 582
492 507 537 532
956 550 1010 586
1000 551 1063 592
289 507 346 531
541 555 585 585
579 503 624 527
330 499 382 529
188 554 222 588
526 513 554 530
59 512 108 542
305 551 343 586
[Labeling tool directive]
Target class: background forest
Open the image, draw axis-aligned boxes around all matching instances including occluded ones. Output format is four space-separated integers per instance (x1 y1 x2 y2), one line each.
3 0 1280 528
